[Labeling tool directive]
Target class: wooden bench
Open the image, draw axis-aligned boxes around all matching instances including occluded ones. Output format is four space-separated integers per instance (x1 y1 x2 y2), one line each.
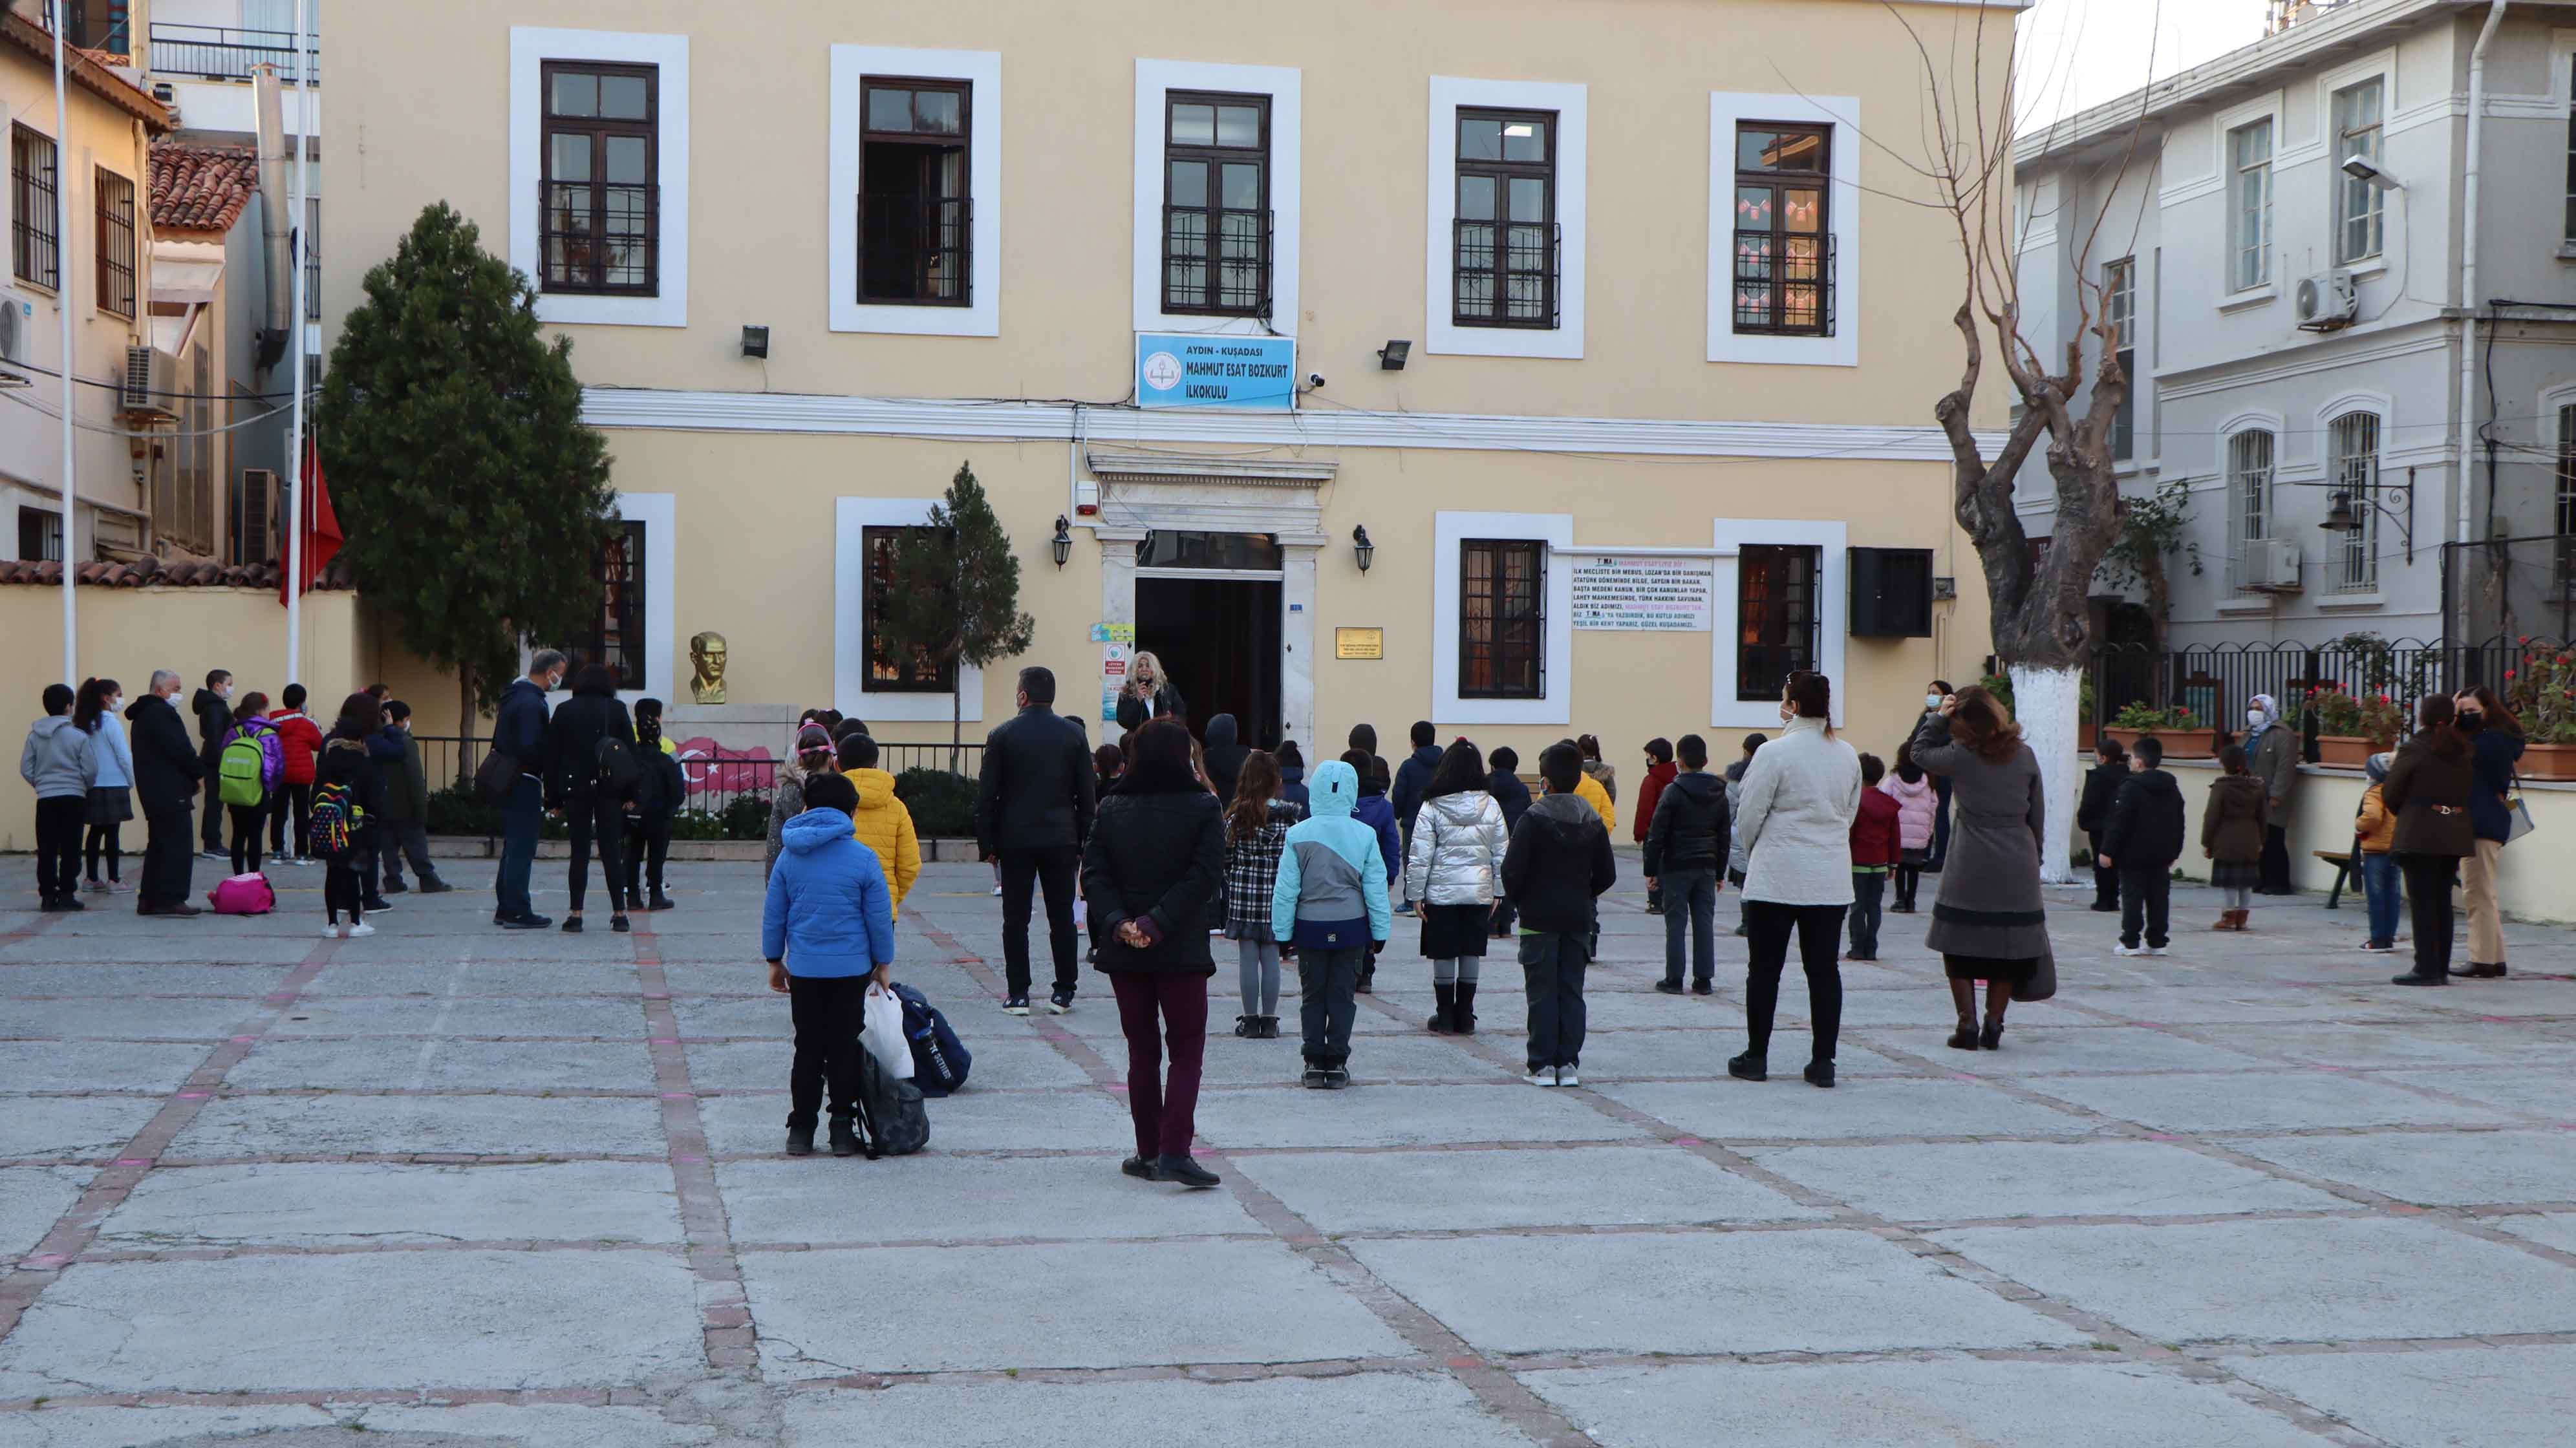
2313 848 2354 909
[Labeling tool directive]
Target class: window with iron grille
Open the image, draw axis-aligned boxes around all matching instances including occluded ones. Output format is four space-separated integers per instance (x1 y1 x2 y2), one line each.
2566 56 2576 242
540 62 658 295
2330 412 2379 593
2227 118 2272 292
1737 544 1819 701
564 520 647 690
1162 91 1269 317
93 166 134 317
2332 79 2384 264
10 125 58 290
17 506 62 563
2105 257 2136 460
2557 402 2576 540
859 76 970 305
865 525 956 692
1459 538 1543 700
2227 428 2275 593
1452 109 1556 328
1733 123 1833 336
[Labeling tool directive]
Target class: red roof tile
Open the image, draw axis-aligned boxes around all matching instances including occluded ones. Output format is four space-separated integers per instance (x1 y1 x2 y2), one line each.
149 139 258 235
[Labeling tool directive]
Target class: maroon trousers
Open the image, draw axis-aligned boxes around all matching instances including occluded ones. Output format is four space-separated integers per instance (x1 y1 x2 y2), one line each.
1109 970 1208 1160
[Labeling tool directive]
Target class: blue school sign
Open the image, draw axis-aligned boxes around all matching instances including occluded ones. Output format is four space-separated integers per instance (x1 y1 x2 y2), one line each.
1135 333 1297 410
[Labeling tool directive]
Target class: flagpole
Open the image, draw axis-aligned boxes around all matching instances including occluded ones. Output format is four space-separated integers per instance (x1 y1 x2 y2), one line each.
281 0 310 687
50 7 76 684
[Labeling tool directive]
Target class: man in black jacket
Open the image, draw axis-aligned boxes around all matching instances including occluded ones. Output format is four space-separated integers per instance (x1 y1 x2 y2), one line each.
2098 736 2186 956
1389 720 1441 915
976 667 1099 1015
491 650 563 930
1645 733 1731 996
192 669 233 858
2076 738 2128 913
1501 743 1617 1087
130 670 208 917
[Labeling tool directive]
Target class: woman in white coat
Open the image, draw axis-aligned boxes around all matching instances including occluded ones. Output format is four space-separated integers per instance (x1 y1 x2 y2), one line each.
1405 739 1508 1035
1730 671 1862 1089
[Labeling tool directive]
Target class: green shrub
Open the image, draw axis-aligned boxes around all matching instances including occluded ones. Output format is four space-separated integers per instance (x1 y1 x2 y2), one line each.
894 767 977 837
722 794 772 840
425 782 498 837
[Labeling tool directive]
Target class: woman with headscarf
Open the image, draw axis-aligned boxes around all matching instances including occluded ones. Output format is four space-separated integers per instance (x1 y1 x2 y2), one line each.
2245 692 2301 895
1113 651 1187 732
1909 683 2048 1052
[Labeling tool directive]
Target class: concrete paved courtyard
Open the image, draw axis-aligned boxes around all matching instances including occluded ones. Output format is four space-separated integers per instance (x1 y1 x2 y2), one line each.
3 852 2575 1446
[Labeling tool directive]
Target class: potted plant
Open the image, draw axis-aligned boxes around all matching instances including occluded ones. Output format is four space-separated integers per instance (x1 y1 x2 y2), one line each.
2506 640 2576 780
2306 687 2403 768
2103 701 2212 759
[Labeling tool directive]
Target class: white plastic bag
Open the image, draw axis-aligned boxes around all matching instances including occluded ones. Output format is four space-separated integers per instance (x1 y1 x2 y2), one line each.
861 981 914 1080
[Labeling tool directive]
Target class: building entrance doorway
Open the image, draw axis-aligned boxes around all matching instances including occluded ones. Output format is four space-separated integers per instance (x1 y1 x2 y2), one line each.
1135 575 1283 749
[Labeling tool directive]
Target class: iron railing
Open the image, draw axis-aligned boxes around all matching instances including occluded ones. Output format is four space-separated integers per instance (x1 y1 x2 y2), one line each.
1731 229 1836 337
409 735 987 837
147 23 317 83
2085 635 2573 758
857 193 969 305
1451 218 1560 328
539 181 658 295
1161 204 1270 317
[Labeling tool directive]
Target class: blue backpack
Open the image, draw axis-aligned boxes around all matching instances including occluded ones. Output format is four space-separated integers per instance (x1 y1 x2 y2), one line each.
891 982 971 1096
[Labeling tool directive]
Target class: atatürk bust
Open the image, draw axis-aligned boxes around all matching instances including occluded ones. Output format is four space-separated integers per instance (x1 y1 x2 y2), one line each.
689 630 728 705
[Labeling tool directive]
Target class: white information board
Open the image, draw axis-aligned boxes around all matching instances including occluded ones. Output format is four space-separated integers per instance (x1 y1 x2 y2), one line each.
1570 556 1714 631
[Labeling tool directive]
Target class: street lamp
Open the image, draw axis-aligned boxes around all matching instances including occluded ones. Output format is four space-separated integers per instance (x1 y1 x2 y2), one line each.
1352 524 1375 573
1050 515 1071 569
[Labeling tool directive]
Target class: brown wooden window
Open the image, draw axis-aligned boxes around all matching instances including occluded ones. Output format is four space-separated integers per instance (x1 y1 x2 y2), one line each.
93 165 134 317
18 505 63 563
565 520 647 690
11 125 58 290
1460 538 1544 700
540 61 658 295
1453 109 1556 328
1737 544 1819 701
858 77 970 305
865 525 956 692
1162 91 1269 317
1732 123 1832 336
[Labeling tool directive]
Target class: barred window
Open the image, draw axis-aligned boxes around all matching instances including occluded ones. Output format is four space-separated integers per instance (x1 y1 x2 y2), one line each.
564 521 647 690
1733 123 1832 335
2105 257 2136 461
1162 91 1269 316
1452 109 1555 328
540 62 658 295
2329 412 2379 593
1459 539 1543 700
2228 429 2276 594
2559 402 2576 539
865 525 955 692
10 125 58 290
858 77 970 305
94 166 136 317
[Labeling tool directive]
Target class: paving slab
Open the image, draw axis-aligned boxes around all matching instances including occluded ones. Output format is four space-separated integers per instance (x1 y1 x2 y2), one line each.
1196 1032 1512 1086
0 1405 337 1447
1748 1139 2349 1221
301 958 647 996
740 1239 1408 1375
2221 1344 2576 1448
1933 1215 2576 1343
0 964 292 997
226 1035 658 1092
780 1373 1532 1448
0 996 258 1041
264 994 648 1038
1522 1358 2326 1448
0 1165 89 1257
1596 1077 2100 1142
2379 1068 2576 1122
1192 1083 1649 1149
98 1161 685 1247
1234 1144 1826 1233
693 1080 1139 1156
0 1094 163 1162
165 1093 669 1160
1930 1025 2276 1076
716 1153 1265 1245
1349 1228 2085 1356
2489 1212 2576 1255
2219 1129 2576 1207
2190 1019 2576 1069
685 1034 1089 1093
0 1039 209 1094
0 934 317 964
2028 1069 2512 1133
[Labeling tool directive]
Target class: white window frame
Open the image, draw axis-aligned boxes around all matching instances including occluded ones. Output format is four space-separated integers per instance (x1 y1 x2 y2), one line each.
1707 92 1859 368
2221 416 2281 595
2221 102 2275 297
828 45 1001 337
2329 75 2385 265
1710 518 1846 729
1133 58 1300 337
2542 382 2576 540
2325 408 2382 593
533 492 675 706
2557 32 2576 248
834 497 986 723
1425 76 1585 359
1432 510 1572 725
509 27 689 328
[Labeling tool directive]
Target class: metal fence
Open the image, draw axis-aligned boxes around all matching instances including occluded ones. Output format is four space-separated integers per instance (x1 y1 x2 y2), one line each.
2087 635 2568 752
148 23 317 83
409 735 983 837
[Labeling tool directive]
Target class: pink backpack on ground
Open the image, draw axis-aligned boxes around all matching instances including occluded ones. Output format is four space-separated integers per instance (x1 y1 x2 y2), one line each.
208 874 276 915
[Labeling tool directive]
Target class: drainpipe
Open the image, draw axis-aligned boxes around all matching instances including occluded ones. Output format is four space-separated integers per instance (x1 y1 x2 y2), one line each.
2453 0 2505 557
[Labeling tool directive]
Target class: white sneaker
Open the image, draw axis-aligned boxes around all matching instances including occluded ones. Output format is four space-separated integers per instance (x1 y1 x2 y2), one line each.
992 884 1003 897
1525 1068 1556 1087
2113 943 2147 957
322 922 345 939
345 921 376 938
1556 1067 1580 1087
2144 945 2168 956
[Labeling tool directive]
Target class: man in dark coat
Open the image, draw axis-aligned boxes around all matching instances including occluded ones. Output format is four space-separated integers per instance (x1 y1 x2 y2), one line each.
491 650 563 930
976 666 1100 1016
2097 736 2185 955
129 670 208 916
191 669 233 857
1390 720 1442 917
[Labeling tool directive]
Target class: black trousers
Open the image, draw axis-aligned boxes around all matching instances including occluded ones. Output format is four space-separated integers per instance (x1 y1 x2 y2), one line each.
1521 930 1591 1070
140 805 196 910
1741 899 1845 1065
199 775 224 849
1893 864 1923 911
2397 853 2459 980
1296 945 1364 1065
787 973 868 1129
228 804 266 875
564 794 628 914
2087 831 2120 908
325 846 367 924
623 814 672 902
2259 822 2292 893
83 819 123 882
33 796 85 902
2118 864 2171 949
270 782 311 857
1000 846 1080 997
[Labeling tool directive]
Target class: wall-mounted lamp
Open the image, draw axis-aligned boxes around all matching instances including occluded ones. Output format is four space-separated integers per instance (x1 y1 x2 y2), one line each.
2339 154 2403 191
1352 524 1375 573
740 325 770 359
1377 339 1411 372
2304 465 2415 563
1051 515 1072 569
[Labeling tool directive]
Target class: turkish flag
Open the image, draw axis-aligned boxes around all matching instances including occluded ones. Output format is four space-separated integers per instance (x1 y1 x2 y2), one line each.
279 433 341 606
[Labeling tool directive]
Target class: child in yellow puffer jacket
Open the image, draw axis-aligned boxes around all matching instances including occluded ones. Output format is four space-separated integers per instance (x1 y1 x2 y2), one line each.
837 732 921 920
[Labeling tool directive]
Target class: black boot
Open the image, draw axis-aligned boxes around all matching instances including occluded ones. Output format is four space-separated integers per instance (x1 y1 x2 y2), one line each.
830 1117 862 1158
784 1124 815 1156
1235 1014 1256 1038
1454 981 1478 1035
1427 983 1457 1034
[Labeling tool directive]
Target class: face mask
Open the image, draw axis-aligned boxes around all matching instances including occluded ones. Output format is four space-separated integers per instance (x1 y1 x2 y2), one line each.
2246 710 2265 729
1925 694 1942 710
108 697 122 713
2457 712 2485 733
217 684 233 700
1778 700 1795 723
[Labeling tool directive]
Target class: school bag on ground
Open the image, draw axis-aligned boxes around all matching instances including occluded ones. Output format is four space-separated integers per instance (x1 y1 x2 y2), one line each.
854 1046 930 1159
217 734 267 807
892 981 972 1096
207 873 275 915
307 781 361 859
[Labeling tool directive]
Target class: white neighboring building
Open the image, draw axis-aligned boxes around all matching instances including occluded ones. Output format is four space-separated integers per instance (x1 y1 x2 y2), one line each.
2013 0 2576 648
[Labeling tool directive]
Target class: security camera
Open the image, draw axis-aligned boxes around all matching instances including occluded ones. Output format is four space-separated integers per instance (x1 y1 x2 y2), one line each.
1307 372 1326 389
2340 154 2401 191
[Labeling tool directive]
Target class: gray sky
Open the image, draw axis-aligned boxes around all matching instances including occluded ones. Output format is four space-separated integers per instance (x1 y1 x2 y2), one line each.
2015 0 2271 132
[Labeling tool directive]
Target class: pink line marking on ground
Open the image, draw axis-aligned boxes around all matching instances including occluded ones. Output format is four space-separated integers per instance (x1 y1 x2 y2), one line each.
660 1092 693 1100
1673 1136 1703 1145
114 1158 149 1166
649 1038 679 1045
2482 1016 2514 1023
176 1092 207 1100
2149 1133 2183 1140
21 1254 67 1269
229 1036 256 1043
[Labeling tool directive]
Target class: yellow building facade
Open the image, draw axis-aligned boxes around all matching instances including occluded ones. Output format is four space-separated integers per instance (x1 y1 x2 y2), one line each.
330 0 2014 768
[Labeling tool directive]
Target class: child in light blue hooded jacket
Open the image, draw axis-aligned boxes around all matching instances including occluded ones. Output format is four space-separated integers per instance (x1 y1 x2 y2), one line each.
761 772 896 1158
1272 759 1391 1088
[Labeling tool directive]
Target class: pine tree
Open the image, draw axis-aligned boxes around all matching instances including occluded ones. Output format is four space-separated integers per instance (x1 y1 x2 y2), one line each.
878 462 1036 765
315 203 616 740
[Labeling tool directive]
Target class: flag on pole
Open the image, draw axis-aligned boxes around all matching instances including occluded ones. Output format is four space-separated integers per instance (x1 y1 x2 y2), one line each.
279 434 341 606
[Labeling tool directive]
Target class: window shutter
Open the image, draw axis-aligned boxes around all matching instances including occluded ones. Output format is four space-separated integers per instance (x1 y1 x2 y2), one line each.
1532 543 1548 698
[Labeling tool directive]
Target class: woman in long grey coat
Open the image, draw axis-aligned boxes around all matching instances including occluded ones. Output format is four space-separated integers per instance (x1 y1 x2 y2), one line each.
1908 685 2048 1051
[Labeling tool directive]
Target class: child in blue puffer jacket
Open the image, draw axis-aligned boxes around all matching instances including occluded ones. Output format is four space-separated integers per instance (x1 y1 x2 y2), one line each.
1274 759 1392 1089
762 772 896 1159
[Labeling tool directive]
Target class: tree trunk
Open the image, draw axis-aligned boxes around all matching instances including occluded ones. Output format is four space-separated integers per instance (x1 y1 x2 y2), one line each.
2010 663 2084 886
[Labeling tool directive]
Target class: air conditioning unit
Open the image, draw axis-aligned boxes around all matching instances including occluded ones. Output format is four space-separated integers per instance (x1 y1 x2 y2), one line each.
120 345 179 420
2244 537 2304 591
0 288 30 386
2295 270 2359 331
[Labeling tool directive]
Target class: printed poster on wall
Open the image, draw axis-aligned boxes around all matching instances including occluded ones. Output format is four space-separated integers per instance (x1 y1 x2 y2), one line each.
1095 623 1135 721
1570 556 1714 631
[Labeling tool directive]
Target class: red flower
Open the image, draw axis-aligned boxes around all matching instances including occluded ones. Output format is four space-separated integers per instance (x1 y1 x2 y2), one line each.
2507 670 2517 679
2518 635 2531 644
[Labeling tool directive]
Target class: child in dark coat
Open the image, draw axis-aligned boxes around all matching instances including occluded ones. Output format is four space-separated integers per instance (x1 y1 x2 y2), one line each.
1503 743 1616 1088
625 698 686 911
1846 753 1902 961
